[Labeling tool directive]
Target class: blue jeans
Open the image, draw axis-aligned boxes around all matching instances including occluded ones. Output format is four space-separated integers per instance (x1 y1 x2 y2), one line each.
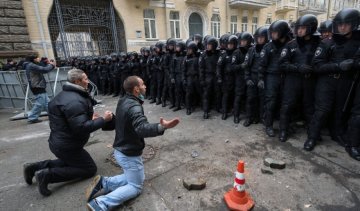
28 92 49 121
95 150 144 210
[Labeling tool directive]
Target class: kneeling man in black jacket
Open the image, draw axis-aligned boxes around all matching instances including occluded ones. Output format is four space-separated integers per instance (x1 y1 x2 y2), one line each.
85 76 180 211
23 69 113 196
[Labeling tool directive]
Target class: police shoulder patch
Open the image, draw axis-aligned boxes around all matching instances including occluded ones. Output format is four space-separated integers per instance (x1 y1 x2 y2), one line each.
281 48 287 57
232 56 236 63
260 50 265 58
314 47 322 57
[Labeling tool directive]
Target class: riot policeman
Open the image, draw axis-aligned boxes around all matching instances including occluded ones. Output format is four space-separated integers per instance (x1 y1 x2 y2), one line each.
278 14 321 142
259 20 291 137
183 41 201 115
171 41 186 111
162 38 176 108
243 26 269 127
217 35 238 120
233 32 253 123
319 20 333 40
305 8 360 151
150 41 165 104
199 36 221 119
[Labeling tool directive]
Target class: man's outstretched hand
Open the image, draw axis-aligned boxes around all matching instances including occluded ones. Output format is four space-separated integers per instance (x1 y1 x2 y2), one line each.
160 117 180 129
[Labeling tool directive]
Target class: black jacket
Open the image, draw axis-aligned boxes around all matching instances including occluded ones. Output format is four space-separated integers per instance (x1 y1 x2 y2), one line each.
48 82 105 150
113 93 164 156
25 62 54 94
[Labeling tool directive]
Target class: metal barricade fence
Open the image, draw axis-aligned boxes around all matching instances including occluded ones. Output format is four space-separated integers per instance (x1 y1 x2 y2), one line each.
0 67 72 110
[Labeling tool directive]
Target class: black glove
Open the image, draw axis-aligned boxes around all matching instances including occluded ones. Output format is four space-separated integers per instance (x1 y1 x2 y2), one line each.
246 80 255 86
339 59 354 71
298 64 313 74
257 80 264 89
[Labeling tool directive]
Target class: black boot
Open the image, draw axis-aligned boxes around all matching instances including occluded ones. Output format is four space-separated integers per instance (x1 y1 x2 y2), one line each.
234 116 240 124
186 109 191 115
279 130 288 142
221 113 227 120
173 107 181 112
345 147 360 161
169 104 175 109
203 112 209 119
156 98 161 105
304 139 317 151
35 169 52 196
162 100 166 107
265 127 275 137
150 99 156 104
243 118 252 127
23 162 42 185
333 136 347 147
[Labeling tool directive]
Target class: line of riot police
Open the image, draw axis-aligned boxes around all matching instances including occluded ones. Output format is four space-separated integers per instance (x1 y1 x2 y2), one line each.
69 8 360 161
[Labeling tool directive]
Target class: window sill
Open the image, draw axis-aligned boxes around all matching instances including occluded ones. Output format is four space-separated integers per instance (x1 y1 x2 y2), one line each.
145 38 159 41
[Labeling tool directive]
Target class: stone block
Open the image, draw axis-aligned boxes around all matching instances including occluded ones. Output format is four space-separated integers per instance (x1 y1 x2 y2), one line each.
0 17 26 26
14 43 32 50
0 26 9 34
183 177 206 190
0 35 29 43
0 1 23 9
0 43 13 51
4 9 25 18
264 158 286 169
0 9 4 16
9 26 28 34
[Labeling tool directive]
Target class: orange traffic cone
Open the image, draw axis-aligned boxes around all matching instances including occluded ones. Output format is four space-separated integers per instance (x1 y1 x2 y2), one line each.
224 160 254 211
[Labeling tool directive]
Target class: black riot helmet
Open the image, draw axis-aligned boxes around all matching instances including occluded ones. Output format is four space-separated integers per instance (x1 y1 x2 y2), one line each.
176 40 186 52
144 47 150 56
155 41 165 52
193 34 203 44
332 8 360 35
227 35 238 50
119 52 127 61
186 41 198 55
269 20 291 40
206 36 218 51
295 14 319 37
240 32 254 48
203 35 211 46
219 33 231 49
319 20 332 33
254 26 269 44
166 38 176 50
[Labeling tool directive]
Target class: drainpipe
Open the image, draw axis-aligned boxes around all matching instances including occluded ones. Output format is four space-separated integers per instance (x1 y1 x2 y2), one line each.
32 0 49 57
164 0 168 38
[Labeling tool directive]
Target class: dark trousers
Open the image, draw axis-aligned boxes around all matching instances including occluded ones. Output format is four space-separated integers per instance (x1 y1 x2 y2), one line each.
150 72 158 99
279 73 316 131
203 76 216 112
113 77 121 95
174 74 184 108
162 76 175 105
246 77 264 120
185 76 201 110
221 82 235 115
233 74 246 117
264 74 284 127
36 144 97 183
307 75 352 140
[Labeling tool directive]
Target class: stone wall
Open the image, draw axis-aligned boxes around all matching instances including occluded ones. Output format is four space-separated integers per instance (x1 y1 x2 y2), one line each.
0 0 36 59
